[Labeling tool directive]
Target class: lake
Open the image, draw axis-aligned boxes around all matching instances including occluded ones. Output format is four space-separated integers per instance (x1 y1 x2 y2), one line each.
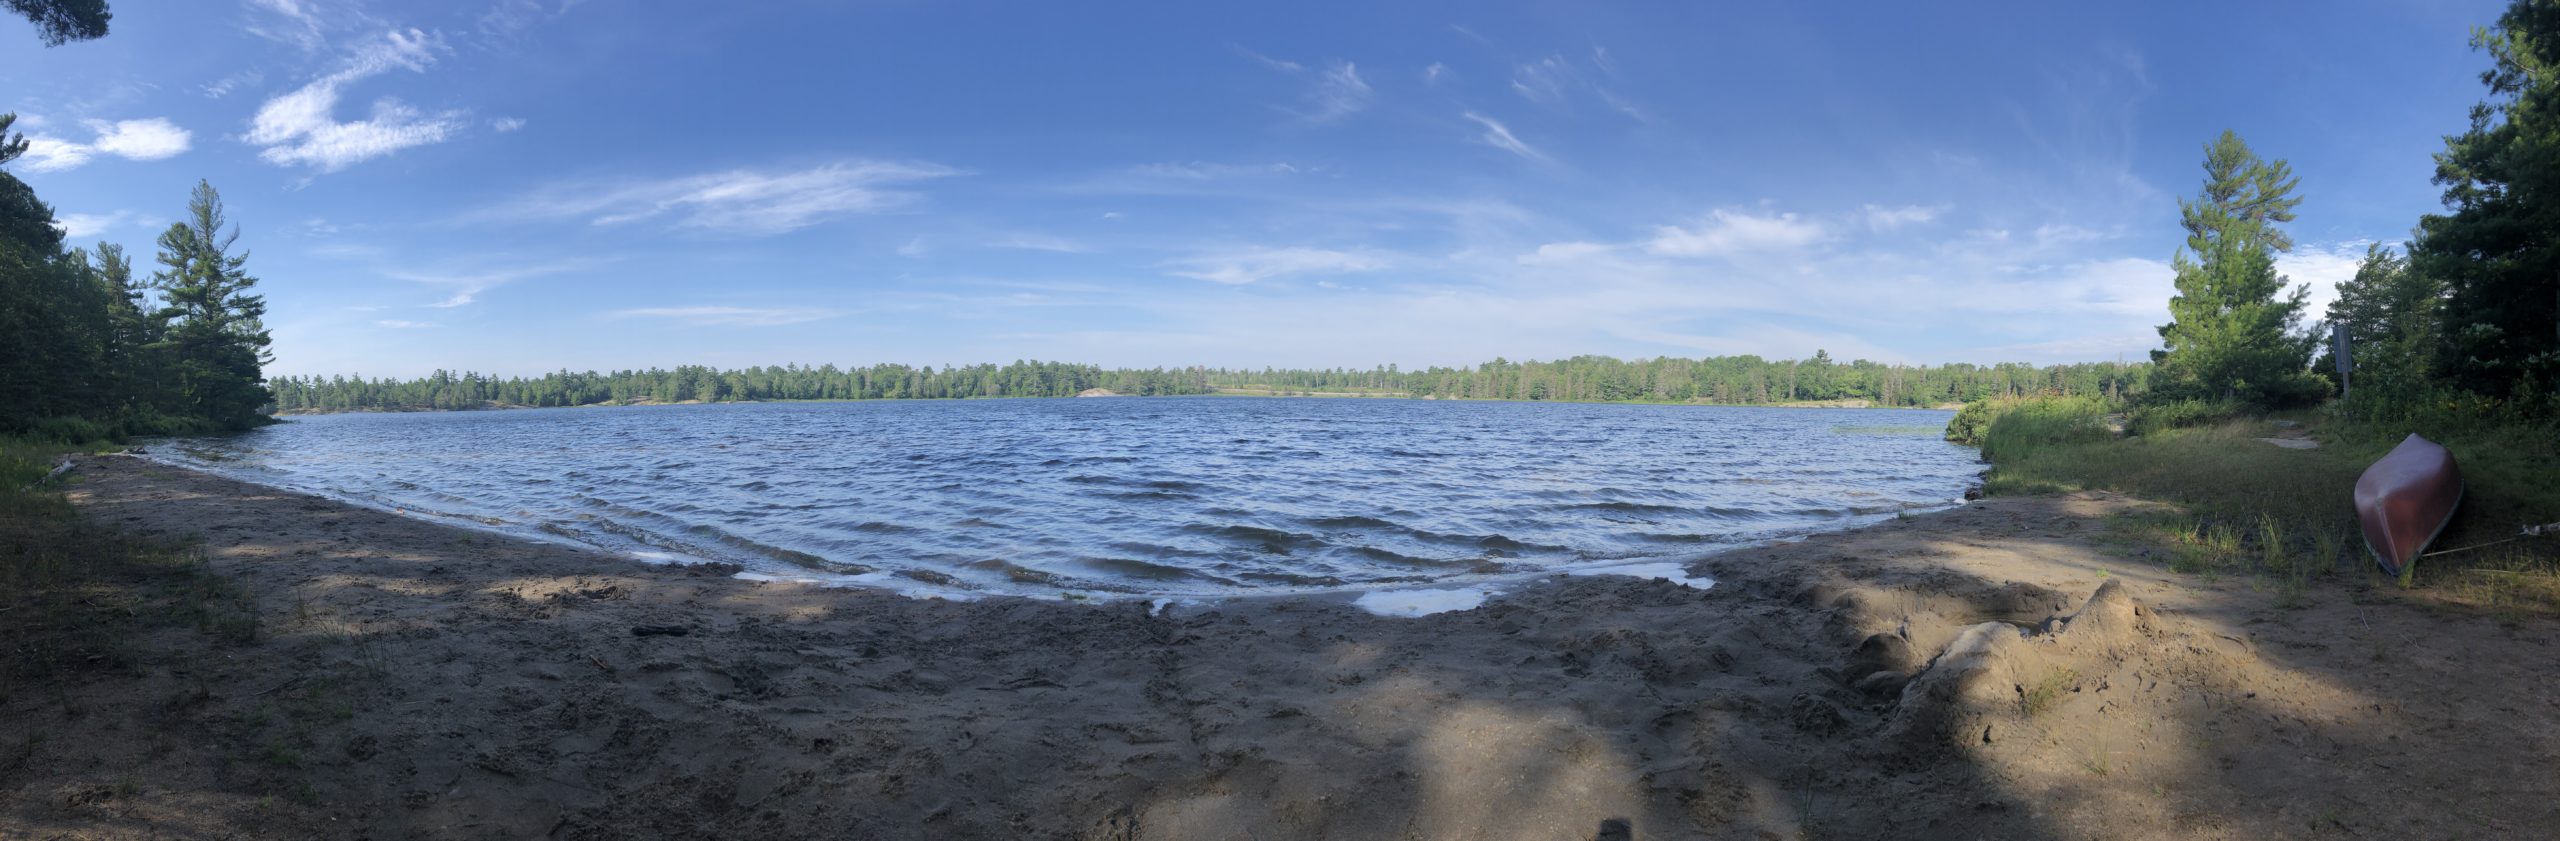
151 398 1982 600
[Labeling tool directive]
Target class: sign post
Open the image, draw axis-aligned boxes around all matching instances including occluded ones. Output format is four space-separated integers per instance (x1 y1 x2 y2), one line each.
2332 322 2353 401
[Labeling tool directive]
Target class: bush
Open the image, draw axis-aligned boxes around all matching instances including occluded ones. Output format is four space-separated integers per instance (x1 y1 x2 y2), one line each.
18 416 115 445
1977 396 2113 462
2126 398 2245 437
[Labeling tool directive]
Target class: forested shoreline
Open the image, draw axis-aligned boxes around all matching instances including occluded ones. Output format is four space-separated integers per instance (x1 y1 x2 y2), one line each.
269 355 2146 413
0 111 274 439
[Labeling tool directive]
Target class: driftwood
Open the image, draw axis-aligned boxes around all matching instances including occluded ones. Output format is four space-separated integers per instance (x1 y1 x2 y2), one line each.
18 457 75 491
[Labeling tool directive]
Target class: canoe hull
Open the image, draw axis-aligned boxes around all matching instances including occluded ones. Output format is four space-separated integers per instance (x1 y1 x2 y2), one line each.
2354 434 2463 578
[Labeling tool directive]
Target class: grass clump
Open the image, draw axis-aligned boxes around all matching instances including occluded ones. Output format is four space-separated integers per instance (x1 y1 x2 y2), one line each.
2021 667 2080 716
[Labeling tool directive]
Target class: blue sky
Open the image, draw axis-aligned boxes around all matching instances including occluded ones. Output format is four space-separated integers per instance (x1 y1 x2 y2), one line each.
1 0 2511 378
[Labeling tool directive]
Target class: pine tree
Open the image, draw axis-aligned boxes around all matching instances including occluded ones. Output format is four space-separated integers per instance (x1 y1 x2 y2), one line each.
151 181 273 430
2148 131 2325 408
2411 0 2560 408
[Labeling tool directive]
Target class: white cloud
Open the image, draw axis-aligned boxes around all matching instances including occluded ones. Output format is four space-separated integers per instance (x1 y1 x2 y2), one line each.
248 29 468 172
1516 241 1614 265
18 118 192 172
53 211 131 239
1129 161 1300 180
606 306 839 326
89 118 192 159
488 160 961 236
1240 48 1373 123
1511 56 1571 105
1646 210 1825 257
1165 246 1385 285
898 236 928 258
990 233 1089 253
202 69 265 99
1462 112 1545 161
386 259 602 309
244 0 332 51
2277 240 2381 323
1303 61 1373 122
1232 45 1302 73
491 116 526 133
1860 204 1946 231
377 319 436 329
1423 62 1448 86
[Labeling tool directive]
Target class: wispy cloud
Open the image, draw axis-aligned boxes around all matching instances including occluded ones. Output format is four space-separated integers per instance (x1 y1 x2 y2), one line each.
491 116 526 133
1461 112 1546 161
1239 48 1373 123
605 306 840 326
1165 246 1385 285
18 118 192 172
485 160 962 236
201 69 266 99
1645 209 1825 257
385 258 603 309
247 29 469 172
53 210 133 239
1511 56 1572 105
989 233 1089 253
1128 161 1301 180
1302 61 1373 122
1861 204 1948 231
1231 45 1302 73
1423 62 1449 86
376 319 436 329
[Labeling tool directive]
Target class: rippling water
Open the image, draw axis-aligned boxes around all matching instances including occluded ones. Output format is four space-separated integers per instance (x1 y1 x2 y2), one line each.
151 398 1981 599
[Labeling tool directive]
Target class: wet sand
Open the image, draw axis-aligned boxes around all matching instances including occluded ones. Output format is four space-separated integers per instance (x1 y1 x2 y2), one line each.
8 456 2558 839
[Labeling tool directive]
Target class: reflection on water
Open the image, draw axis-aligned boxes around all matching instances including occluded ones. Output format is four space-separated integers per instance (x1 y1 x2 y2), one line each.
153 398 1980 599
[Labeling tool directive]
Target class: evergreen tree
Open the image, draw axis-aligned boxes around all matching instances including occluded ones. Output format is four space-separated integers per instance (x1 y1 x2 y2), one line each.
2320 244 2445 420
4 0 108 46
150 181 273 430
2411 0 2560 408
2148 131 2325 407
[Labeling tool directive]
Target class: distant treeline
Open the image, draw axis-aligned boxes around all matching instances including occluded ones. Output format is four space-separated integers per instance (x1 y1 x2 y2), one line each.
1206 352 2146 406
273 353 2147 413
272 362 1215 411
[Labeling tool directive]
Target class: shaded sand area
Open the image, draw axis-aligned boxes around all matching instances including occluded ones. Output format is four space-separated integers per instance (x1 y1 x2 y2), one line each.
9 457 2560 839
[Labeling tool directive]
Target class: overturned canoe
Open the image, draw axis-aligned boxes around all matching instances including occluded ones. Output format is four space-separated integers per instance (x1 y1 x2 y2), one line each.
2355 434 2463 578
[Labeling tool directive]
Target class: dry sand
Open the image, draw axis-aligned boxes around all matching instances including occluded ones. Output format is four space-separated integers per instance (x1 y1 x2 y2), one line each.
8 456 2559 839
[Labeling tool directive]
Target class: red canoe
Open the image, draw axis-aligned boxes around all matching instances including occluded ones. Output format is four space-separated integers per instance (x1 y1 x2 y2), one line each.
2355 434 2463 578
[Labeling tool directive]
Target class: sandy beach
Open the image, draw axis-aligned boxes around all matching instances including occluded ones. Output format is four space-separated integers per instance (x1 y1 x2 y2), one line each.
6 455 2556 839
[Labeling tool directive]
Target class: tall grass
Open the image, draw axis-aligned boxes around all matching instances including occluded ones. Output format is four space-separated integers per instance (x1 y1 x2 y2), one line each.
1948 397 2560 602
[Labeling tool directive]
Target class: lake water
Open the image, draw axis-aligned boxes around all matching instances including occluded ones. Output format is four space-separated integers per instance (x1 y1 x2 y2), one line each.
150 398 1981 602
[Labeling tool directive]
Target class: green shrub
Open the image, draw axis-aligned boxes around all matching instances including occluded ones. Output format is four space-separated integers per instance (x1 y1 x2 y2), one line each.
2126 398 2245 437
1974 396 2113 463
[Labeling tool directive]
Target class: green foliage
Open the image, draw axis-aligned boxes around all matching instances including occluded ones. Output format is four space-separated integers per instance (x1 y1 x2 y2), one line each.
2125 398 2245 437
2321 244 2448 423
1944 394 2111 452
3 0 109 46
1975 396 2112 462
0 117 268 438
2149 131 2326 410
1254 354 2144 407
2410 0 2560 407
147 182 273 431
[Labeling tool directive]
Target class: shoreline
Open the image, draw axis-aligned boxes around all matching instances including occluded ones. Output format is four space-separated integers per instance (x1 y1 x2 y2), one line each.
12 458 2558 838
